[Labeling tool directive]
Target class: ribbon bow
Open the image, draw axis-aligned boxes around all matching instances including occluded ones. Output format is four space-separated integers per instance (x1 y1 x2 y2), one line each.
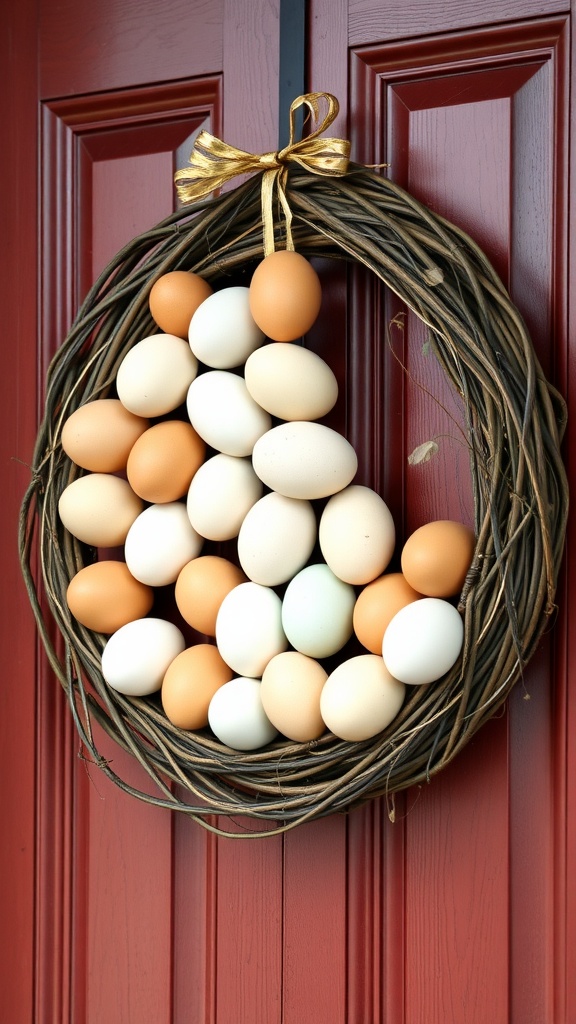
174 92 350 255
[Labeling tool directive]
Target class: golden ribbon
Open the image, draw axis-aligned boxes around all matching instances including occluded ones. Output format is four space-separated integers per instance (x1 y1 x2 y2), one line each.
174 92 350 255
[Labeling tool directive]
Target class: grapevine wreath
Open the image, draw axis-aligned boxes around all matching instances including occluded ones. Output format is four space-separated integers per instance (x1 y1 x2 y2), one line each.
20 94 568 838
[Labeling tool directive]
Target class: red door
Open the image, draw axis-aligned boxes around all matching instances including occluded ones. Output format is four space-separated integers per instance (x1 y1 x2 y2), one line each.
2 2 574 1022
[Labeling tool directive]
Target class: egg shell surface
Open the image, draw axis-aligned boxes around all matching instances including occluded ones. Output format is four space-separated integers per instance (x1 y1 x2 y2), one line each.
61 399 149 473
186 453 263 541
161 644 234 729
124 502 203 586
401 519 475 597
188 286 265 368
320 655 406 741
66 559 154 634
187 370 271 457
102 617 185 695
249 250 322 341
175 556 247 635
116 334 198 417
319 484 396 585
382 597 464 685
237 492 317 586
281 563 356 659
58 473 143 547
244 343 338 421
126 420 206 503
215 582 287 677
149 270 213 338
208 677 279 751
260 651 327 742
252 421 358 499
353 572 422 654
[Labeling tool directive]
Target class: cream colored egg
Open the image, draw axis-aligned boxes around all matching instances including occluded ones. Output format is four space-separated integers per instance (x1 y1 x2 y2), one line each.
319 484 396 585
208 677 278 751
215 582 287 677
320 655 406 741
382 597 464 685
102 617 186 696
186 453 263 540
124 502 203 586
261 651 327 742
252 422 358 499
188 286 265 368
237 492 317 586
244 343 338 421
116 334 198 417
186 370 271 456
58 473 143 546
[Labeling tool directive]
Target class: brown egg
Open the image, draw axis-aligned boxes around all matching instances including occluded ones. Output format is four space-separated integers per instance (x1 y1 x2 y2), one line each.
61 399 149 472
401 519 476 598
161 643 234 729
149 271 213 338
66 560 154 633
126 420 206 503
248 250 322 341
353 572 422 654
175 555 246 635
260 651 327 742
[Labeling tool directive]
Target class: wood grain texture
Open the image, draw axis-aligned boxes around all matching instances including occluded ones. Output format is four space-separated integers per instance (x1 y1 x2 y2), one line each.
223 0 280 154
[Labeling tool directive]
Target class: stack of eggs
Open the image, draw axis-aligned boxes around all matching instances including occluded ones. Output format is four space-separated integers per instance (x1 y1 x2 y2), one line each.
59 252 475 752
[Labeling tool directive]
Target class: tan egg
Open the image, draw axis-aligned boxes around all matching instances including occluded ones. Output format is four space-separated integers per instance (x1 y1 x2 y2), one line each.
66 560 154 634
58 473 143 546
161 643 234 729
61 399 149 472
401 519 476 598
353 572 422 654
175 556 247 636
126 420 206 503
248 250 322 341
149 270 213 338
260 651 327 742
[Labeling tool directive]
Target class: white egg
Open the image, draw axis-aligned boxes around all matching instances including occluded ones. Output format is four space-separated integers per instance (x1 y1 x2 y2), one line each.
320 654 406 741
116 334 198 416
208 677 278 750
281 563 356 659
252 421 358 499
382 597 464 685
58 473 143 547
186 370 271 456
215 582 287 677
319 484 396 585
102 617 185 695
125 502 203 586
244 342 338 420
188 286 265 368
186 453 263 541
237 492 317 586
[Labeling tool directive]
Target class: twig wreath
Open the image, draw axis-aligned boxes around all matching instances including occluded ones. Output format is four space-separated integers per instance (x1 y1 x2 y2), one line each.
20 94 568 837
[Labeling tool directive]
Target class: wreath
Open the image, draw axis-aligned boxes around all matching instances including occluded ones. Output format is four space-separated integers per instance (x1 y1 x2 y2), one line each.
19 94 568 838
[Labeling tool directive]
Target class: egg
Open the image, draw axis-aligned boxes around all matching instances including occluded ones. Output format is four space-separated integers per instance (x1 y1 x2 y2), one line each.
353 573 422 654
116 334 198 417
320 655 406 741
208 677 279 750
101 617 185 695
215 582 287 677
382 597 464 685
237 492 317 586
175 556 246 635
260 651 327 742
401 519 476 597
58 473 143 547
281 563 356 659
161 643 234 729
124 502 203 586
244 343 338 421
252 421 358 499
249 250 322 341
126 420 206 503
186 370 271 456
66 560 154 634
319 484 396 585
188 286 265 368
149 270 213 338
186 453 263 541
61 399 149 472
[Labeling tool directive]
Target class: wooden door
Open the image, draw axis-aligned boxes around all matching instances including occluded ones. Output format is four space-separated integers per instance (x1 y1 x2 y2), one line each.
2 1 574 1022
